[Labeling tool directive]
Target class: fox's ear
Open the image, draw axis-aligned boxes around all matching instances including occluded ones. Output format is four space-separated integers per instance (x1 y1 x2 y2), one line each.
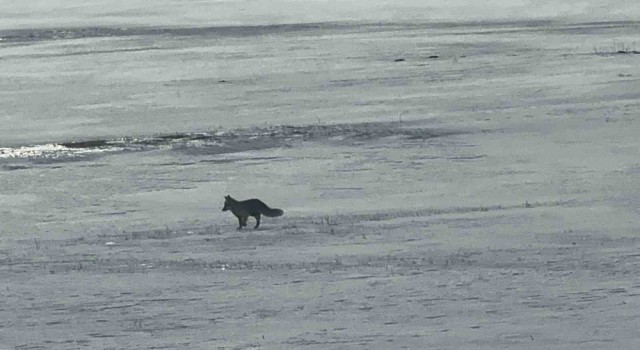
225 195 230 199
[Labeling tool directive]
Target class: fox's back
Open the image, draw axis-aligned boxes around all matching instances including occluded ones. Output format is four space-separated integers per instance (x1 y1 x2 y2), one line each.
234 199 269 215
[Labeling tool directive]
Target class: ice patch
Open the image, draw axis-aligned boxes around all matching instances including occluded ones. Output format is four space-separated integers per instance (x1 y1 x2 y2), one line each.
0 143 121 160
1 122 459 162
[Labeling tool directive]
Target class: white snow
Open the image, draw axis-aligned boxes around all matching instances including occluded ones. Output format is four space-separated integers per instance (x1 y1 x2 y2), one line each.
1 9 639 350
1 0 640 30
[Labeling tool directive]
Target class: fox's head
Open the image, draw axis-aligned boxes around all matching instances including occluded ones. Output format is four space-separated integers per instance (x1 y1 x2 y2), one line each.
222 195 234 211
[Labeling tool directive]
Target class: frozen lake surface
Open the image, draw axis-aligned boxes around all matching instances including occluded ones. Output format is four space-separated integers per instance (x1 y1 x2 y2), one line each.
1 5 640 349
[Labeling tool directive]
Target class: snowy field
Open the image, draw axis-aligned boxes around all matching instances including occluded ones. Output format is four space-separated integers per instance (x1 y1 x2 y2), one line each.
3 0 640 29
1 2 640 349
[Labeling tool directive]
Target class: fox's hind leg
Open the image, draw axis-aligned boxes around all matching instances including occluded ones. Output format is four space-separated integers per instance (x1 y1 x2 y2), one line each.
253 214 261 229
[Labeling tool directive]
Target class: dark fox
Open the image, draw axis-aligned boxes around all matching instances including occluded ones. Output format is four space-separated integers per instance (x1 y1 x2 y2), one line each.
222 195 284 229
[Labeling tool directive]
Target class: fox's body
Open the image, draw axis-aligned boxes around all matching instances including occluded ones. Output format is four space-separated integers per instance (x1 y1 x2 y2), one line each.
222 195 283 229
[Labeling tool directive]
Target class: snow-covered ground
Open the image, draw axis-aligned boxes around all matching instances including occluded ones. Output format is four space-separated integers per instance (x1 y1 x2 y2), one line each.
1 9 640 350
2 0 640 29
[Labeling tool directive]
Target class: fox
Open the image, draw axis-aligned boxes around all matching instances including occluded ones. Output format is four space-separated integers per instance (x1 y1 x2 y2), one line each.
222 195 284 229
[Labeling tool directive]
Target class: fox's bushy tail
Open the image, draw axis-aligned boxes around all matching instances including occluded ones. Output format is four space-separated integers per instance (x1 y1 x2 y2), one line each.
262 207 284 217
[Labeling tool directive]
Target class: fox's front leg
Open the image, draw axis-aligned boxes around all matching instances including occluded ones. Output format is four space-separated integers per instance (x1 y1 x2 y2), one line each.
236 216 243 230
